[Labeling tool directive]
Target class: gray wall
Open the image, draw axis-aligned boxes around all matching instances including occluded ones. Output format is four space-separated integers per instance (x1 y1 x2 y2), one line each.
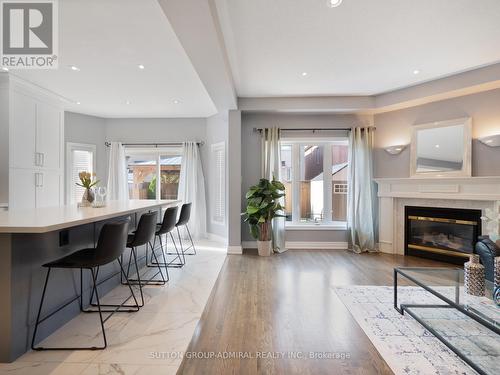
240 113 371 243
228 110 242 248
0 76 9 205
374 88 500 178
104 118 206 144
205 112 229 239
64 112 107 200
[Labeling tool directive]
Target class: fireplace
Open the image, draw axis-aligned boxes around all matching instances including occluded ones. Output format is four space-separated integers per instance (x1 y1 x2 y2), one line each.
405 206 482 265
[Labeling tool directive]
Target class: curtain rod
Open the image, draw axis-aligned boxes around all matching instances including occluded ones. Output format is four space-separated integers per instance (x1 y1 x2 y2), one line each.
253 127 375 133
104 141 204 147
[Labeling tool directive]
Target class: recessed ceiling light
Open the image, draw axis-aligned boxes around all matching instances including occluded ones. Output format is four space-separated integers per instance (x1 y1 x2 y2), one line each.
435 144 440 148
301 72 308 77
413 69 420 75
138 64 145 70
126 100 131 105
327 0 343 8
69 65 80 71
76 101 81 105
173 99 180 104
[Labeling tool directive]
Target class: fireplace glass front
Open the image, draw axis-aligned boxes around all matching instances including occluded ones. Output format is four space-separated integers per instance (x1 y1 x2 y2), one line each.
405 206 482 265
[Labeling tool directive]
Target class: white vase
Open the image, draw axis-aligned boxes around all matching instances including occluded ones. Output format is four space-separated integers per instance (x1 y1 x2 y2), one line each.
257 240 272 257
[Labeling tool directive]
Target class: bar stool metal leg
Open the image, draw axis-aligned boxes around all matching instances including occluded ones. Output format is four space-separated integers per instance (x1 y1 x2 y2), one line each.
177 226 196 256
90 268 107 349
31 268 51 350
150 232 185 268
86 258 140 313
31 267 108 351
185 225 197 255
127 242 167 286
130 247 145 307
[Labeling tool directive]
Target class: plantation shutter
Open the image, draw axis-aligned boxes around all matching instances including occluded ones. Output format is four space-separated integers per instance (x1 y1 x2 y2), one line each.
212 143 225 224
72 150 94 203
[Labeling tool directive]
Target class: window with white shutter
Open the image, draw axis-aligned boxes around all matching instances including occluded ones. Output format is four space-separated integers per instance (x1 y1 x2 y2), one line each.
66 143 96 204
212 142 225 224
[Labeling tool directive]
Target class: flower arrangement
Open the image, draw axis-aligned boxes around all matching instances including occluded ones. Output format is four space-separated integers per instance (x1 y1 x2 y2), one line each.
77 172 99 206
77 171 99 190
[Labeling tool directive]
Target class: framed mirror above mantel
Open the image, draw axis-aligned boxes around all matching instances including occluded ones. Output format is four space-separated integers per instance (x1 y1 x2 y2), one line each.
410 117 472 178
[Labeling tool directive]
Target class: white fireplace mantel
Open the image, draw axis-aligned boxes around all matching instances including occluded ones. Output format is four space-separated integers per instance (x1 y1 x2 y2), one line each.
374 176 500 201
373 176 500 254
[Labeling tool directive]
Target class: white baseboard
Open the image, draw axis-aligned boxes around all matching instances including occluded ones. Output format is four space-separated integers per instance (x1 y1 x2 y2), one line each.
242 241 348 250
227 245 243 254
378 241 394 254
207 232 228 244
286 241 348 250
241 241 257 249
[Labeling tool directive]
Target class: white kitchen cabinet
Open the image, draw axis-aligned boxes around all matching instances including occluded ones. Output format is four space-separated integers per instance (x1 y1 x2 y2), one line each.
6 77 64 210
9 168 36 210
10 91 36 170
35 170 61 208
36 103 62 170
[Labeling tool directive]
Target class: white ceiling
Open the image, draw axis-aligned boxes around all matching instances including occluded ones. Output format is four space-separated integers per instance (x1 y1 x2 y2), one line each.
216 0 500 97
13 0 217 118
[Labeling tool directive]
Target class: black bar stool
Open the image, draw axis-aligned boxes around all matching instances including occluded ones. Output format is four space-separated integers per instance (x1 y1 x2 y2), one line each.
148 206 185 268
31 220 138 351
122 211 166 307
176 203 196 256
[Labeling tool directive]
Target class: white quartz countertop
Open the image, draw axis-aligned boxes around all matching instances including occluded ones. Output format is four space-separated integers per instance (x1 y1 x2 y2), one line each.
0 200 180 233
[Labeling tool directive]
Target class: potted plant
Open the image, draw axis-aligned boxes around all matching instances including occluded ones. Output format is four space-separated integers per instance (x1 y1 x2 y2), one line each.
242 178 285 256
77 171 99 207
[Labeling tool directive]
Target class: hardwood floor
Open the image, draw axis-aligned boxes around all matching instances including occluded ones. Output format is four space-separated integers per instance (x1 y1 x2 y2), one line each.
177 250 453 375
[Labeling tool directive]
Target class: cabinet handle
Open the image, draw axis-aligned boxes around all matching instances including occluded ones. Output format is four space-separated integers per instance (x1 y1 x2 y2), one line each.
35 173 44 187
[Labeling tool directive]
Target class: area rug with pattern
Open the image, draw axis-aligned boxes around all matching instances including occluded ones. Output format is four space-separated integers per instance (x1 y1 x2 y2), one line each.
334 286 499 375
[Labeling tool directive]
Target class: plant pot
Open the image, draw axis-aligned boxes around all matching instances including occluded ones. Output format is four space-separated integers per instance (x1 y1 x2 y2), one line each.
257 240 272 257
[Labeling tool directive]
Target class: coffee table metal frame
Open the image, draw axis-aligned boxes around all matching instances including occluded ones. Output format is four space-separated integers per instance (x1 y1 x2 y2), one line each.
394 267 500 375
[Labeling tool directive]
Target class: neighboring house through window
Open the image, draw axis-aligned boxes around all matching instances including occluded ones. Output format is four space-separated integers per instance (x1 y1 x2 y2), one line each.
280 138 349 226
125 147 182 200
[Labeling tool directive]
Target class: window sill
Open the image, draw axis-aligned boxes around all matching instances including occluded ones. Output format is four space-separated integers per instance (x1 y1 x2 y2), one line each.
285 222 347 231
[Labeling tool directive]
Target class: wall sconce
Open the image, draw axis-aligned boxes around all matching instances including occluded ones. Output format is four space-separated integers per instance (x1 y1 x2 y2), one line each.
384 145 406 155
479 134 500 147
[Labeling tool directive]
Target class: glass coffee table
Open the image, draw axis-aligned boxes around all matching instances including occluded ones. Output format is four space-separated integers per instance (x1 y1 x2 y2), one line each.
394 267 500 375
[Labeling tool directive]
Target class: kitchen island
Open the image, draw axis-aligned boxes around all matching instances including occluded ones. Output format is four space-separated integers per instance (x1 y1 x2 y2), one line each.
0 200 180 362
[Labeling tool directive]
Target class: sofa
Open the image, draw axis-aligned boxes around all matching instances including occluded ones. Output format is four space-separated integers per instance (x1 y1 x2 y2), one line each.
475 236 500 282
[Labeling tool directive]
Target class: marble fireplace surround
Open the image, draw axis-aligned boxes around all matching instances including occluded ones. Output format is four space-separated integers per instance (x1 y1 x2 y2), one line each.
374 177 500 255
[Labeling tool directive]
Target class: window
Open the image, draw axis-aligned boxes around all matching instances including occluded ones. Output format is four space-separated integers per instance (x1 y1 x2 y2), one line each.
211 142 226 224
333 184 348 194
66 143 96 204
280 138 349 226
125 147 182 200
